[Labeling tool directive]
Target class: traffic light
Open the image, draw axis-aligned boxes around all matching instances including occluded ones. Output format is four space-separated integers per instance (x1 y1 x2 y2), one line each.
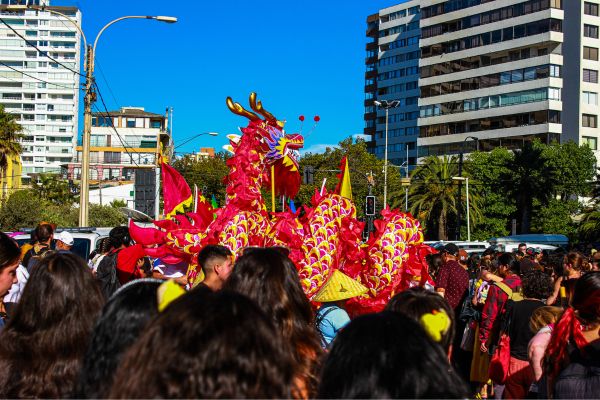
365 195 376 216
303 166 315 184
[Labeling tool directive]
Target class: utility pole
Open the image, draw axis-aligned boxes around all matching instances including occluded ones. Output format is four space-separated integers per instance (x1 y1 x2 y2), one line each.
79 45 95 226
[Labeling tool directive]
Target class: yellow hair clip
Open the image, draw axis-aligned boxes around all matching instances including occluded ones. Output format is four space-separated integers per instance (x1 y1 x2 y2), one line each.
420 310 451 343
157 280 186 312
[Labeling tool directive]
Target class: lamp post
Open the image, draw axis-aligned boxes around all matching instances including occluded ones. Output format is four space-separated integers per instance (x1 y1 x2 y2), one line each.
77 15 177 226
174 132 219 150
452 176 470 242
455 135 478 240
373 99 401 208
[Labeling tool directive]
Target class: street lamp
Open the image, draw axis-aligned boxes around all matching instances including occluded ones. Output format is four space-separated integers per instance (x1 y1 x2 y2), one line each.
455 135 478 239
174 132 219 150
373 99 401 208
78 15 177 226
452 176 470 242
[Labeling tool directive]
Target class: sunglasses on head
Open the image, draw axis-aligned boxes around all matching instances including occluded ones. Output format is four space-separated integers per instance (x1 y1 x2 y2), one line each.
240 246 291 258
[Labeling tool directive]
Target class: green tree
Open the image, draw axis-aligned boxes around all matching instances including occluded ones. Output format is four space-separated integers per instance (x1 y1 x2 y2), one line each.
172 152 229 205
89 204 127 227
531 198 579 239
542 141 596 200
0 190 42 230
0 105 23 177
404 155 481 240
465 148 516 240
298 137 401 219
31 173 78 205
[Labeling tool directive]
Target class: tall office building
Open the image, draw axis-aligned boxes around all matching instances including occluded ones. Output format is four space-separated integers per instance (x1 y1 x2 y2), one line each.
0 0 81 181
418 0 564 157
364 0 421 168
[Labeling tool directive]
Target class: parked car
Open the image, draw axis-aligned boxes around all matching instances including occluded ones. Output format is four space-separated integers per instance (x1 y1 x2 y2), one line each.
11 228 111 261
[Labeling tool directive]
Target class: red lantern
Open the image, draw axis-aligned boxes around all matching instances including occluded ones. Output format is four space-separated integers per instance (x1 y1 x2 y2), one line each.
299 115 305 121
314 115 320 122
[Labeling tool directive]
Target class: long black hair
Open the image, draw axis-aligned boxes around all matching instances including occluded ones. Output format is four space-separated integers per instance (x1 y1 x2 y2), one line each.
109 289 295 398
317 311 468 399
75 278 162 398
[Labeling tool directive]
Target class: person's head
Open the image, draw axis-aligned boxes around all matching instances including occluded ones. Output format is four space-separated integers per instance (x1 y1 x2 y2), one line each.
592 251 600 271
75 279 162 398
109 289 295 398
386 287 455 354
440 243 459 262
317 311 468 399
426 253 443 279
34 223 54 245
518 243 527 255
563 251 584 275
530 306 563 333
545 272 600 387
197 244 233 289
55 231 74 251
224 247 322 396
497 252 519 277
457 249 469 267
521 270 553 300
136 257 152 278
108 226 130 249
0 232 21 297
0 252 104 398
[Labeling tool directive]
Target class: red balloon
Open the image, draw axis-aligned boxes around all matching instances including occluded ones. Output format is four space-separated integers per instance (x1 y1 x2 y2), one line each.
299 115 305 121
314 115 320 122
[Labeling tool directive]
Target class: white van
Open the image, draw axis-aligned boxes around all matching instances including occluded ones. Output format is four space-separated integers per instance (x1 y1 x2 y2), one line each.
423 240 489 255
11 228 110 261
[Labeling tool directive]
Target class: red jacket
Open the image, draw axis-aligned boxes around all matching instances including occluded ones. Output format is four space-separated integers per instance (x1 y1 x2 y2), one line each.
115 244 146 284
479 274 521 345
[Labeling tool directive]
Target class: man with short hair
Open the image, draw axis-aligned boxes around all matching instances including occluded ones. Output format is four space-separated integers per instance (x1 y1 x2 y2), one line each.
55 231 74 252
516 242 527 260
195 245 233 291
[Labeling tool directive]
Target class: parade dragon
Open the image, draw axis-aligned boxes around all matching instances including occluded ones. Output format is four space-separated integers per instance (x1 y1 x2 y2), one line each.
129 93 434 314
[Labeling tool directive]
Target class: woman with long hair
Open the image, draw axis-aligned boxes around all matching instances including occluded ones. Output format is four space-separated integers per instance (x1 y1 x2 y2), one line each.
0 252 104 398
547 252 585 306
0 232 21 327
109 289 295 398
75 278 162 398
223 247 323 398
317 311 468 399
544 271 600 398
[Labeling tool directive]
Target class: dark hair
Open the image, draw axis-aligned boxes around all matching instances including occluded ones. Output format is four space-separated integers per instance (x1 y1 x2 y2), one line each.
317 311 468 399
75 279 162 398
521 270 553 299
0 232 20 272
386 287 455 353
223 248 323 397
138 257 152 277
545 272 600 393
426 253 443 279
498 252 519 274
34 223 53 243
0 253 104 398
109 226 130 248
109 289 294 398
197 244 231 276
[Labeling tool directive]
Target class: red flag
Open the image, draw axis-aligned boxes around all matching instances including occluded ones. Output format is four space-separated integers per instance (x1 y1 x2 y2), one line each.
161 160 192 218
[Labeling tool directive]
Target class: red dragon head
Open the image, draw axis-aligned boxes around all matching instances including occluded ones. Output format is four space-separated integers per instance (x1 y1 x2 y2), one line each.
226 93 304 198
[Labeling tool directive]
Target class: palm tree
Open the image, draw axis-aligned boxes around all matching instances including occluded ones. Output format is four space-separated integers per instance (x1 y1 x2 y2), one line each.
0 105 23 178
391 155 482 240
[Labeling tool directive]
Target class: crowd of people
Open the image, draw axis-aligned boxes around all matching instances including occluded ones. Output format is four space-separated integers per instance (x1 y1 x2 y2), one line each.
0 223 597 399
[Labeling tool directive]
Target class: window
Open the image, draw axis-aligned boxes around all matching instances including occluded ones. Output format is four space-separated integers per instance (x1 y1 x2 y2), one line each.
584 24 599 38
582 114 597 128
585 2 599 16
583 91 599 105
584 68 599 83
582 136 598 150
584 46 599 61
126 118 135 128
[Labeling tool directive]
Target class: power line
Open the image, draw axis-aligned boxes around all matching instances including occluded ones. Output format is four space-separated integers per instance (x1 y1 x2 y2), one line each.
0 16 85 78
95 60 120 107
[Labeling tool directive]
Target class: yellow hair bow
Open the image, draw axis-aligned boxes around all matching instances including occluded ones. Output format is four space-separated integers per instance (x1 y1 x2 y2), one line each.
157 280 185 312
420 309 451 343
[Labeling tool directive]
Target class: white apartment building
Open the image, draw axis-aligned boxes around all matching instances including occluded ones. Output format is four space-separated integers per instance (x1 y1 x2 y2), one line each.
0 0 81 180
417 0 564 157
563 1 600 162
365 0 421 168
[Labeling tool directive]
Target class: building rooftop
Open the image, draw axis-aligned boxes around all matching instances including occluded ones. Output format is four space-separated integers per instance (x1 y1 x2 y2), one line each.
92 107 165 118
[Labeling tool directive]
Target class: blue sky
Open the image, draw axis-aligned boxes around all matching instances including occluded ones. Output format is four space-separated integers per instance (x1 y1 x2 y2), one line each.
62 0 403 155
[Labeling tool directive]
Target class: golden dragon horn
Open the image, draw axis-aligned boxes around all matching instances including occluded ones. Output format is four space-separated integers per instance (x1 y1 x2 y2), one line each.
226 96 260 121
249 92 277 122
